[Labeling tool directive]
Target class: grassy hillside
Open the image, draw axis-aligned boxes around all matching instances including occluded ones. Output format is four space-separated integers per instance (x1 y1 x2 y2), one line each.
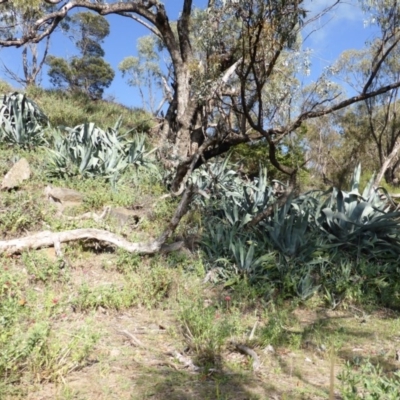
1 83 400 399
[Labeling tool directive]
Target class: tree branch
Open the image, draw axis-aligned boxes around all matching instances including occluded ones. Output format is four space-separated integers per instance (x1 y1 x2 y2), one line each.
115 11 162 39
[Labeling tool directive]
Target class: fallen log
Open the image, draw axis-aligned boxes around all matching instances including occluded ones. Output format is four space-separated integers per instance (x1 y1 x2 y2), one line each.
0 186 194 256
0 228 184 256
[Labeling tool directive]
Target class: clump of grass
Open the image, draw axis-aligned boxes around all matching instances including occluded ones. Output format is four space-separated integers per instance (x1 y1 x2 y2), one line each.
0 260 98 395
26 86 154 133
0 190 45 235
72 263 175 311
338 359 400 399
21 252 69 284
178 296 243 367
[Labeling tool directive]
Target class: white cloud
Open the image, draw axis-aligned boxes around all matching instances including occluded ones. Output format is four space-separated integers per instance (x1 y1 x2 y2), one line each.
302 0 365 48
304 0 363 22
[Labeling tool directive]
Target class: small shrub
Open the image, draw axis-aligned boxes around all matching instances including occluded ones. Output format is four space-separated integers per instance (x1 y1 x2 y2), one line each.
178 298 242 367
0 92 48 148
46 120 158 182
338 359 400 399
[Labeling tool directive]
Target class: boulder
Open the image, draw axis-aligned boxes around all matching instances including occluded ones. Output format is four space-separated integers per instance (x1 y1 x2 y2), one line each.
108 206 141 227
1 158 31 191
44 185 83 208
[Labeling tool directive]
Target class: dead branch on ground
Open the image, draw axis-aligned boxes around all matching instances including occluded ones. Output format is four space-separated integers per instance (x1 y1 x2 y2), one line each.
0 186 194 256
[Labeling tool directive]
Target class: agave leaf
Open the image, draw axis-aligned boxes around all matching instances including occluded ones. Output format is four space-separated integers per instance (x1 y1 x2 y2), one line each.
112 115 123 132
350 163 361 193
337 190 345 213
362 172 376 199
244 243 255 270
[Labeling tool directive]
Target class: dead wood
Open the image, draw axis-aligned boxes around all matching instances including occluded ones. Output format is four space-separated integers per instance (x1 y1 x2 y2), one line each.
0 228 183 256
117 330 146 348
0 186 194 256
235 344 261 372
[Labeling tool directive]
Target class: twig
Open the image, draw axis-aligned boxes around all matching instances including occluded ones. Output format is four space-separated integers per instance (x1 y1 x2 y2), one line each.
117 330 146 348
170 351 200 371
235 344 261 371
249 321 258 341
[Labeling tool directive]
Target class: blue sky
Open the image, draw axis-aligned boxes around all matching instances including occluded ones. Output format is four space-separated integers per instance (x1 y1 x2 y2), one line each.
0 0 380 109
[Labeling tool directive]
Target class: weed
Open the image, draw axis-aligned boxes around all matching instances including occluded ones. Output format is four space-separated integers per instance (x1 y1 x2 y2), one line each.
338 359 400 399
16 322 100 383
72 264 174 311
22 252 69 284
0 191 44 234
178 298 242 367
115 249 141 273
260 309 296 348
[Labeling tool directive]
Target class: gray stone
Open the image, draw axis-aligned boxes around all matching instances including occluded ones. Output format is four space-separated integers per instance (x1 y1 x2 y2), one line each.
108 206 141 227
1 157 31 190
44 185 83 208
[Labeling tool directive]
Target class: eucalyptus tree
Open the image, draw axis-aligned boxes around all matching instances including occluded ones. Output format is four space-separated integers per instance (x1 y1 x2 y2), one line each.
0 2 54 87
1 0 400 195
119 35 167 114
331 43 400 186
46 11 114 99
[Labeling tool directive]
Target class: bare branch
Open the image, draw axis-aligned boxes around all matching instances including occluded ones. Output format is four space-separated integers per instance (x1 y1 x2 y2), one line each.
115 11 161 39
363 34 400 94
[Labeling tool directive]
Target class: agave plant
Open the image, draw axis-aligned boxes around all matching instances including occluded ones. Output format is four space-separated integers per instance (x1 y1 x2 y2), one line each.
126 133 159 173
261 194 318 260
229 239 275 276
47 123 126 179
315 164 400 259
46 118 157 181
0 92 48 148
192 156 276 227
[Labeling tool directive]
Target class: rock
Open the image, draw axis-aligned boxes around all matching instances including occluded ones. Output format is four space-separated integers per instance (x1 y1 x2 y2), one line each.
1 158 31 190
44 185 83 208
108 207 140 227
264 344 275 354
44 186 83 203
109 348 121 358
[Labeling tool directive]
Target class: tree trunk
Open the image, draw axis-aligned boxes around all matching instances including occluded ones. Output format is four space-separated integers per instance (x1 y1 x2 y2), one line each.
373 137 400 188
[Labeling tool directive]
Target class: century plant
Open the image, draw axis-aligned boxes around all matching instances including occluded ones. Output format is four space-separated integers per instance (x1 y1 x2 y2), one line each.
0 92 48 148
191 156 277 225
261 194 317 260
46 117 157 181
199 160 400 304
315 164 400 260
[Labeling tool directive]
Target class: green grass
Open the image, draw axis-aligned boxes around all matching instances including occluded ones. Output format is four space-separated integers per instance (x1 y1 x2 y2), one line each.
2 81 400 399
25 85 154 134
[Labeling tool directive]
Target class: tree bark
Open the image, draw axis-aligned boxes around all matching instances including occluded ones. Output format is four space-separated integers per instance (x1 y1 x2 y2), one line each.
374 137 400 188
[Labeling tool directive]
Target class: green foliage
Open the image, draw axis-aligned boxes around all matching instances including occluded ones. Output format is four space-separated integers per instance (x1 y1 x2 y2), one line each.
0 79 13 93
179 298 242 366
0 190 45 234
316 164 400 260
260 309 301 348
262 194 317 260
72 264 173 311
22 252 68 284
46 55 114 101
46 12 114 99
119 35 163 112
198 159 400 306
232 134 310 186
0 262 97 389
70 11 110 55
46 119 157 182
338 360 400 399
0 92 48 148
26 86 153 132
